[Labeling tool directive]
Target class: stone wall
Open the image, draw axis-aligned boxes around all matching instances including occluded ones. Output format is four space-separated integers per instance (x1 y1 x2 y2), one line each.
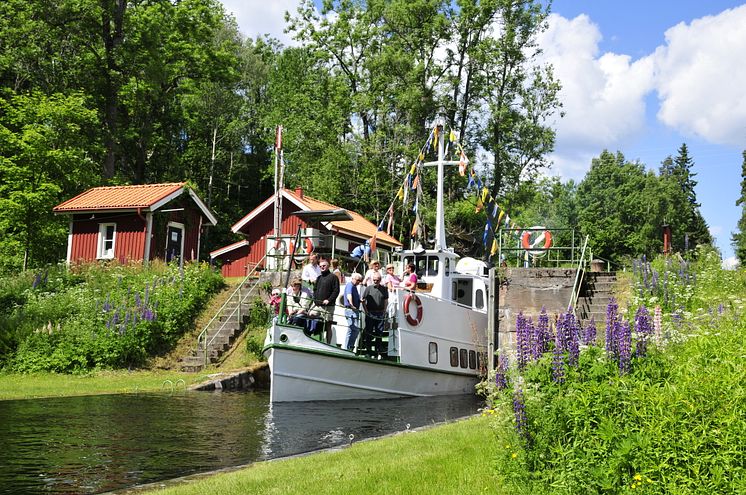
497 268 577 352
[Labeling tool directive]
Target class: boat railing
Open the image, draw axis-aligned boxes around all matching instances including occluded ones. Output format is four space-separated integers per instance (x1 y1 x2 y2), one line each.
197 255 266 367
568 235 590 315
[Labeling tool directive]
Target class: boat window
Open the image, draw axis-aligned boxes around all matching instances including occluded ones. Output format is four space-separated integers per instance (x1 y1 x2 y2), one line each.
445 258 450 276
427 257 439 275
428 342 438 364
450 347 459 367
454 279 473 306
468 350 477 369
476 351 482 370
459 349 468 368
416 257 427 277
475 289 484 309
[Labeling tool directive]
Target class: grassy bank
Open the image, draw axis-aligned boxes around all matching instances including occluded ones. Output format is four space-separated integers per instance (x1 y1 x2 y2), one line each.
139 415 503 495
0 369 213 400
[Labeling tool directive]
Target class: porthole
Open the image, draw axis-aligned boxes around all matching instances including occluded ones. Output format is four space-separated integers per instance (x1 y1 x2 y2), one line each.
450 347 459 367
280 333 288 343
428 342 438 364
459 348 468 368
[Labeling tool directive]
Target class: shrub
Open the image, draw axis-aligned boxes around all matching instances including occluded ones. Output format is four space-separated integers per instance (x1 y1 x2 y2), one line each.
484 253 745 494
2 261 223 372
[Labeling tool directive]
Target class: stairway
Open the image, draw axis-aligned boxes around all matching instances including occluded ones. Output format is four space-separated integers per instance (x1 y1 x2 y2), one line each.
180 280 259 372
576 271 617 327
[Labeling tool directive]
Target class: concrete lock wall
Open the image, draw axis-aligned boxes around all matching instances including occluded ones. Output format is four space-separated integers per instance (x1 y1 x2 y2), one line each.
497 268 577 352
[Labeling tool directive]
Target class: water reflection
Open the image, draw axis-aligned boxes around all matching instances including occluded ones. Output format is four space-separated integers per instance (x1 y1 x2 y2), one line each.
0 392 481 494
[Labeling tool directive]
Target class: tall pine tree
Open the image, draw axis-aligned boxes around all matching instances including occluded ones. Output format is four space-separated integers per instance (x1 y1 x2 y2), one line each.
732 150 746 265
659 143 712 253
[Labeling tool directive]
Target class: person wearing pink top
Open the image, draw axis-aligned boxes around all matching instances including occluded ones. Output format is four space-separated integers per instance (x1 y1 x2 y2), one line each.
383 263 401 291
399 263 418 290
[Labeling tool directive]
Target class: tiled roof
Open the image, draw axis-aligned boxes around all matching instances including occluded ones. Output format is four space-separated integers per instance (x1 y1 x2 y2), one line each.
53 183 186 212
285 189 401 246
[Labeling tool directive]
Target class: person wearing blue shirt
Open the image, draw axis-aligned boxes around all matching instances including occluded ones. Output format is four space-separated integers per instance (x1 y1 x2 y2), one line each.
343 272 363 350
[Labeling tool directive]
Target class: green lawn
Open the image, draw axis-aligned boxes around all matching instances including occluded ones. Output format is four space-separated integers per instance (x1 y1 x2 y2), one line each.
0 370 212 400
142 415 506 495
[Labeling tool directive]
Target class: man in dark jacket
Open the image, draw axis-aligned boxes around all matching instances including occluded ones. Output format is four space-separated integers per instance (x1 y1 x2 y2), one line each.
310 259 340 343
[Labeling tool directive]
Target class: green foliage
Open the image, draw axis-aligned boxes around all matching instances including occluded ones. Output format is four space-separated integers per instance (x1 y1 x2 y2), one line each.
486 253 746 494
0 90 100 272
1 262 223 372
245 298 271 360
732 150 746 266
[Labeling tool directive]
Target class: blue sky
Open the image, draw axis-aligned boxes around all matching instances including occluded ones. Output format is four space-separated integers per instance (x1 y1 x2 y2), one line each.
220 1 746 264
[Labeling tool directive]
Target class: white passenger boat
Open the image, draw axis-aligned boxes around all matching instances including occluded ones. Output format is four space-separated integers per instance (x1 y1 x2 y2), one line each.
263 120 489 402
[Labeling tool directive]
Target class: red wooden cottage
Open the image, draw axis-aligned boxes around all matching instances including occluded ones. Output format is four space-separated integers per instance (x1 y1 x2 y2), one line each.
211 188 401 277
53 183 217 266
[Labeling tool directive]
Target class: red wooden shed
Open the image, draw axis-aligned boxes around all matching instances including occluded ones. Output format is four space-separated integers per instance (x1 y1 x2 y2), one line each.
211 188 401 277
53 183 217 266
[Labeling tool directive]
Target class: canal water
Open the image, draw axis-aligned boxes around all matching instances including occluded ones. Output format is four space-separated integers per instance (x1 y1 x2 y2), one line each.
0 392 482 494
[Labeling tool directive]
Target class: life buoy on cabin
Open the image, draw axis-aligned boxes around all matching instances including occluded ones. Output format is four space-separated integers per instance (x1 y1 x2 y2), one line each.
403 293 423 326
521 227 553 257
288 238 315 264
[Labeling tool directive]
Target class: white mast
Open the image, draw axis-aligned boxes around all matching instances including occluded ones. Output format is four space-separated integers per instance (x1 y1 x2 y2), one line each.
273 125 283 239
423 117 459 252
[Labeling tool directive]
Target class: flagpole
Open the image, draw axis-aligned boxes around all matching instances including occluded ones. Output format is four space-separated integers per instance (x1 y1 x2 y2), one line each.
273 126 282 241
434 117 446 251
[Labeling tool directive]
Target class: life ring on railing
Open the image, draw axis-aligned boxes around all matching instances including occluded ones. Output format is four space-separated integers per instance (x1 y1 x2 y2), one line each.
288 238 315 264
403 293 423 326
521 227 553 257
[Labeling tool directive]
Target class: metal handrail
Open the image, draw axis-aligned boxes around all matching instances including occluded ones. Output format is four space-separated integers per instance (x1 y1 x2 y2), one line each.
568 235 590 315
197 255 266 368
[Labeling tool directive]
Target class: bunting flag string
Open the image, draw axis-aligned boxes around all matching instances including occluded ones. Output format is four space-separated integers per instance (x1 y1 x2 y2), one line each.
380 121 529 260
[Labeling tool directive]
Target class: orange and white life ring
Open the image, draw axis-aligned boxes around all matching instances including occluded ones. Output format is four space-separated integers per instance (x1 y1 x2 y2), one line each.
403 293 423 326
521 227 553 257
288 238 315 264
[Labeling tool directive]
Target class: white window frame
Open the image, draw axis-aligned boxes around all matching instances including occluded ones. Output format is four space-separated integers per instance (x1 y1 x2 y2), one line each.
97 223 117 260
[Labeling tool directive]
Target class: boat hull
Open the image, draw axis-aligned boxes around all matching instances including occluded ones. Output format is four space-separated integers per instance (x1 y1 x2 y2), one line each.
265 343 479 402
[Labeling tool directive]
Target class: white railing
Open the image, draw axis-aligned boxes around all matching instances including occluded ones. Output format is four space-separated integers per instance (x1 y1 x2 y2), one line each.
568 235 590 315
197 255 266 368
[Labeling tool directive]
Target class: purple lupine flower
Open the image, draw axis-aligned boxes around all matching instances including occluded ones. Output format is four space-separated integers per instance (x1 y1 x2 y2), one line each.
554 313 566 352
583 317 597 345
134 292 141 308
651 270 659 295
537 307 550 354
635 305 652 358
527 317 541 361
617 320 632 375
551 331 566 384
566 313 580 366
32 273 41 289
516 313 530 370
718 303 724 315
513 387 528 440
144 284 150 305
605 298 618 358
495 353 509 390
664 270 669 307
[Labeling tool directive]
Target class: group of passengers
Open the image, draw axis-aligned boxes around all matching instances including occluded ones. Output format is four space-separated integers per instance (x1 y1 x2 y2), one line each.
269 253 419 356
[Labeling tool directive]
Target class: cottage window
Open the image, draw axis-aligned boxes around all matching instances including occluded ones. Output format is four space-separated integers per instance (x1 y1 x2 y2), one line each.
97 223 116 259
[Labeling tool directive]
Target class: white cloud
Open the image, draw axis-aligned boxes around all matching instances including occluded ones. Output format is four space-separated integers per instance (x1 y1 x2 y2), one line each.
653 5 746 146
722 256 739 270
220 0 301 46
537 14 655 179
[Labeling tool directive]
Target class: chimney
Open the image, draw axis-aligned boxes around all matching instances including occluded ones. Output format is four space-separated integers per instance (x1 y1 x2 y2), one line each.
295 186 304 199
